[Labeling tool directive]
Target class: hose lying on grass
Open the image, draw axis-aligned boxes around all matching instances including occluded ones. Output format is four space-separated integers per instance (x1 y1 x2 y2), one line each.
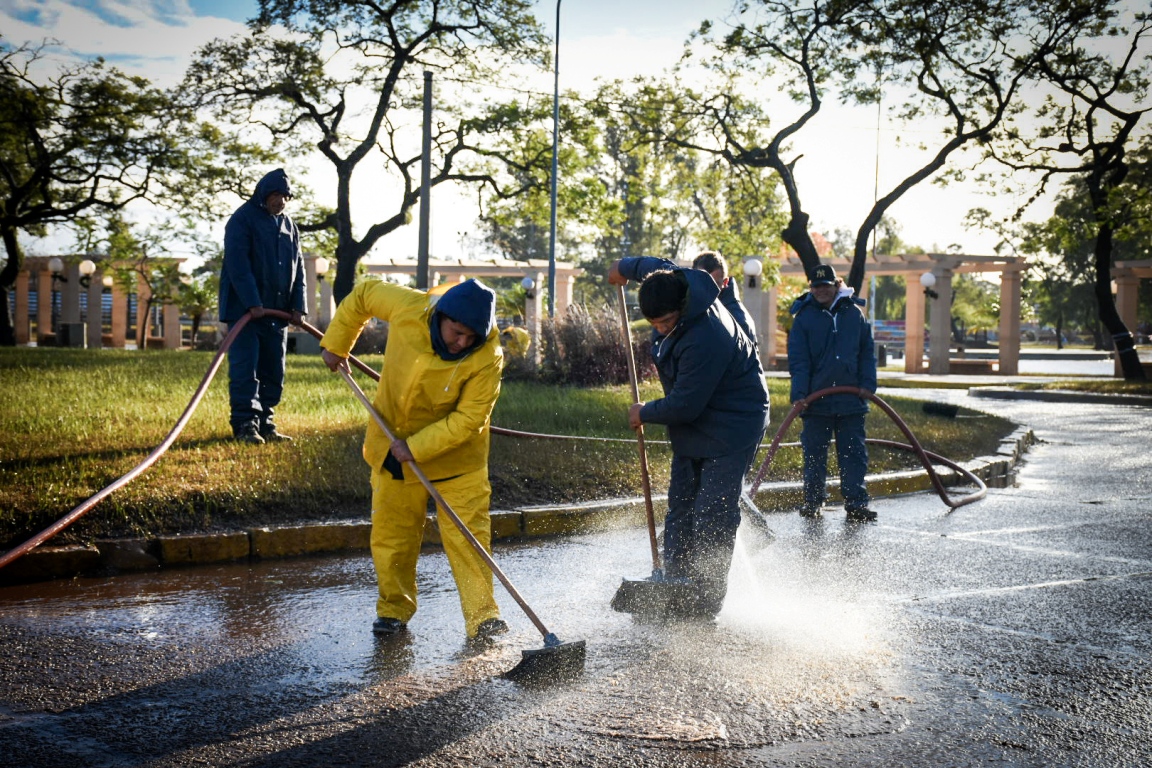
0 322 984 571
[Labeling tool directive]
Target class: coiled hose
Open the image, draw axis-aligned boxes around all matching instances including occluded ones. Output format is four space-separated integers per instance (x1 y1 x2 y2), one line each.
748 385 986 509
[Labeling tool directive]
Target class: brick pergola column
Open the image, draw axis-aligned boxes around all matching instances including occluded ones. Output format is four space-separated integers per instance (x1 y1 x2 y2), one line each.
904 274 926 374
14 269 30 344
998 268 1022 375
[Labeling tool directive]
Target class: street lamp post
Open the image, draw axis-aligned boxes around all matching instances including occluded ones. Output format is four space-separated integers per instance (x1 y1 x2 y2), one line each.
546 0 562 318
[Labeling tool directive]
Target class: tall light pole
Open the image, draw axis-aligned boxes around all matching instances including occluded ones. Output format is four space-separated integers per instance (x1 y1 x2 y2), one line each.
869 57 882 326
547 0 561 318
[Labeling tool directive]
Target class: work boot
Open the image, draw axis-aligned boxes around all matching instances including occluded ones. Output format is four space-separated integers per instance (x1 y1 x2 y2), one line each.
233 424 265 444
259 424 293 442
474 617 509 640
846 507 878 522
372 617 407 636
798 503 822 518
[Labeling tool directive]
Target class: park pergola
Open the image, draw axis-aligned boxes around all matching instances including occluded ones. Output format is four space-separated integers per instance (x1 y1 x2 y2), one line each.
11 255 188 349
742 253 1029 375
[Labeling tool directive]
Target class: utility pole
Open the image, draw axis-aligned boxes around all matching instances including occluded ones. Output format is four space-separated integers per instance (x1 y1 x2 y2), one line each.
546 0 562 318
417 70 433 290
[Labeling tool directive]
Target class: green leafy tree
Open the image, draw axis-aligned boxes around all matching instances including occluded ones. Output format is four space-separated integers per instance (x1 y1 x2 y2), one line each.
0 39 272 346
950 275 1000 345
473 93 614 264
983 3 1151 378
178 276 217 348
183 0 550 303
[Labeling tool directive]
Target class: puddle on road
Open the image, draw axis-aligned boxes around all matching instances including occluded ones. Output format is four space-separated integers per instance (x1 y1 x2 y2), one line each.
0 518 914 754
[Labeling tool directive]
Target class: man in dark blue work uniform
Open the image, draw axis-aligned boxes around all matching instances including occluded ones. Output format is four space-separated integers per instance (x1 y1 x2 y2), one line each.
609 258 769 619
219 169 306 444
788 263 878 521
691 250 758 357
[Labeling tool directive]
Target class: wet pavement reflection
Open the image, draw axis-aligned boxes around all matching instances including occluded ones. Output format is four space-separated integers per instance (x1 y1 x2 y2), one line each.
2 391 1152 766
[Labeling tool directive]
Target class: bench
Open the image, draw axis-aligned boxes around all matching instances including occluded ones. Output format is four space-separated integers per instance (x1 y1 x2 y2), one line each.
949 358 996 374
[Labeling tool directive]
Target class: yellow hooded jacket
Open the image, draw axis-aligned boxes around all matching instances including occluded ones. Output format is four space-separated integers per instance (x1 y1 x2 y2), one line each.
321 280 503 482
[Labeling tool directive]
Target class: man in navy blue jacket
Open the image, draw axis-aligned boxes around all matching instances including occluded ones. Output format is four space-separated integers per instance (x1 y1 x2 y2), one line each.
788 264 878 521
609 257 769 619
691 251 758 356
219 169 307 444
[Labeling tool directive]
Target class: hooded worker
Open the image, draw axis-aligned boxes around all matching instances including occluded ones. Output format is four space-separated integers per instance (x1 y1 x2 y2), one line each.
219 168 307 443
609 258 769 620
320 278 507 640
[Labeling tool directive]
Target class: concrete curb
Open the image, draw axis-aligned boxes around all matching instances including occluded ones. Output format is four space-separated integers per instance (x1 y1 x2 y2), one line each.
968 386 1152 407
0 425 1037 587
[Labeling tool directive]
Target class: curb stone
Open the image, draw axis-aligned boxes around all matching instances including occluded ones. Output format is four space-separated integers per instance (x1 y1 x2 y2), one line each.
969 386 1152 407
0 425 1037 587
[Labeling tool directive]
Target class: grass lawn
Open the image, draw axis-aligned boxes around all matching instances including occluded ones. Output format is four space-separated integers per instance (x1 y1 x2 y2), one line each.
0 347 1015 547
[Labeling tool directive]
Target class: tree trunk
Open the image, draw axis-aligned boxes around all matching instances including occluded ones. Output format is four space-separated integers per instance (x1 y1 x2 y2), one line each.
1055 312 1064 351
0 228 23 347
1093 223 1145 380
781 213 820 278
139 298 154 350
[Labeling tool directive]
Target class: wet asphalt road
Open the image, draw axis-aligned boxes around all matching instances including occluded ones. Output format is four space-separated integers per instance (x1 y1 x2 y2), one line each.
1 390 1151 767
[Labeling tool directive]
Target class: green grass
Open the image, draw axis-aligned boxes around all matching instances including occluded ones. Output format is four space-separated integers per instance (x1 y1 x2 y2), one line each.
0 347 1014 547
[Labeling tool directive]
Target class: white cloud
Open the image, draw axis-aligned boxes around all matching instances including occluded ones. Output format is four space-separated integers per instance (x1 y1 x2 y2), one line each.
1 0 246 86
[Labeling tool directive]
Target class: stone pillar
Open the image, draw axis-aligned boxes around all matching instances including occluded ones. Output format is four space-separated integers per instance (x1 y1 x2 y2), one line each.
14 269 30 345
86 275 103 349
163 302 182 349
1114 270 1139 377
36 269 53 343
998 268 1023 376
110 284 128 349
60 262 81 325
928 269 953 375
904 275 926 374
743 276 763 364
524 270 545 368
761 283 782 370
556 272 576 317
318 280 335 330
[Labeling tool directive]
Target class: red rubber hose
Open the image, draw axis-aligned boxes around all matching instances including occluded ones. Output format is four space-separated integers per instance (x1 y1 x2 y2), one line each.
747 385 986 509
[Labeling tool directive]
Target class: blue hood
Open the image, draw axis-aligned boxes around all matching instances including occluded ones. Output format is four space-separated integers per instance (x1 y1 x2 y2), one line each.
435 279 497 338
252 169 292 209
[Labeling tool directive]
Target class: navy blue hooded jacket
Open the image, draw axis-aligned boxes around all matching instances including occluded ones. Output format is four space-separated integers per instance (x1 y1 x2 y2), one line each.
219 169 307 323
787 287 877 416
618 257 769 458
718 278 758 355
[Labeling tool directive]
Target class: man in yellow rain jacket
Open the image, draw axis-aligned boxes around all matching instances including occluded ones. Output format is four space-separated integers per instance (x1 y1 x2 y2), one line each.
320 278 506 640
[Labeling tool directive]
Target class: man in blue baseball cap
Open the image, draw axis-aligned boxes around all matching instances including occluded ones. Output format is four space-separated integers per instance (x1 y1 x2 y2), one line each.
787 263 879 522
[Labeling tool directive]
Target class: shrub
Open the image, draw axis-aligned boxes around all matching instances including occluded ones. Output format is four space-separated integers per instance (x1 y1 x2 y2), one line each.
538 304 645 386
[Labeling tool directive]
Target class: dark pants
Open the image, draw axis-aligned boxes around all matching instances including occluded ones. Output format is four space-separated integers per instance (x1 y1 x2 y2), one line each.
800 412 870 511
663 441 760 616
227 319 288 433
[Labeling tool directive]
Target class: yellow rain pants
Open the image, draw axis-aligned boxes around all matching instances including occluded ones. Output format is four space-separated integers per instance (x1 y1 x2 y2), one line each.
370 465 500 638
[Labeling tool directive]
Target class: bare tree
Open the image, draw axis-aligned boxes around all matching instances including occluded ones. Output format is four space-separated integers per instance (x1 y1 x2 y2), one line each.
183 0 550 303
645 0 1097 294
